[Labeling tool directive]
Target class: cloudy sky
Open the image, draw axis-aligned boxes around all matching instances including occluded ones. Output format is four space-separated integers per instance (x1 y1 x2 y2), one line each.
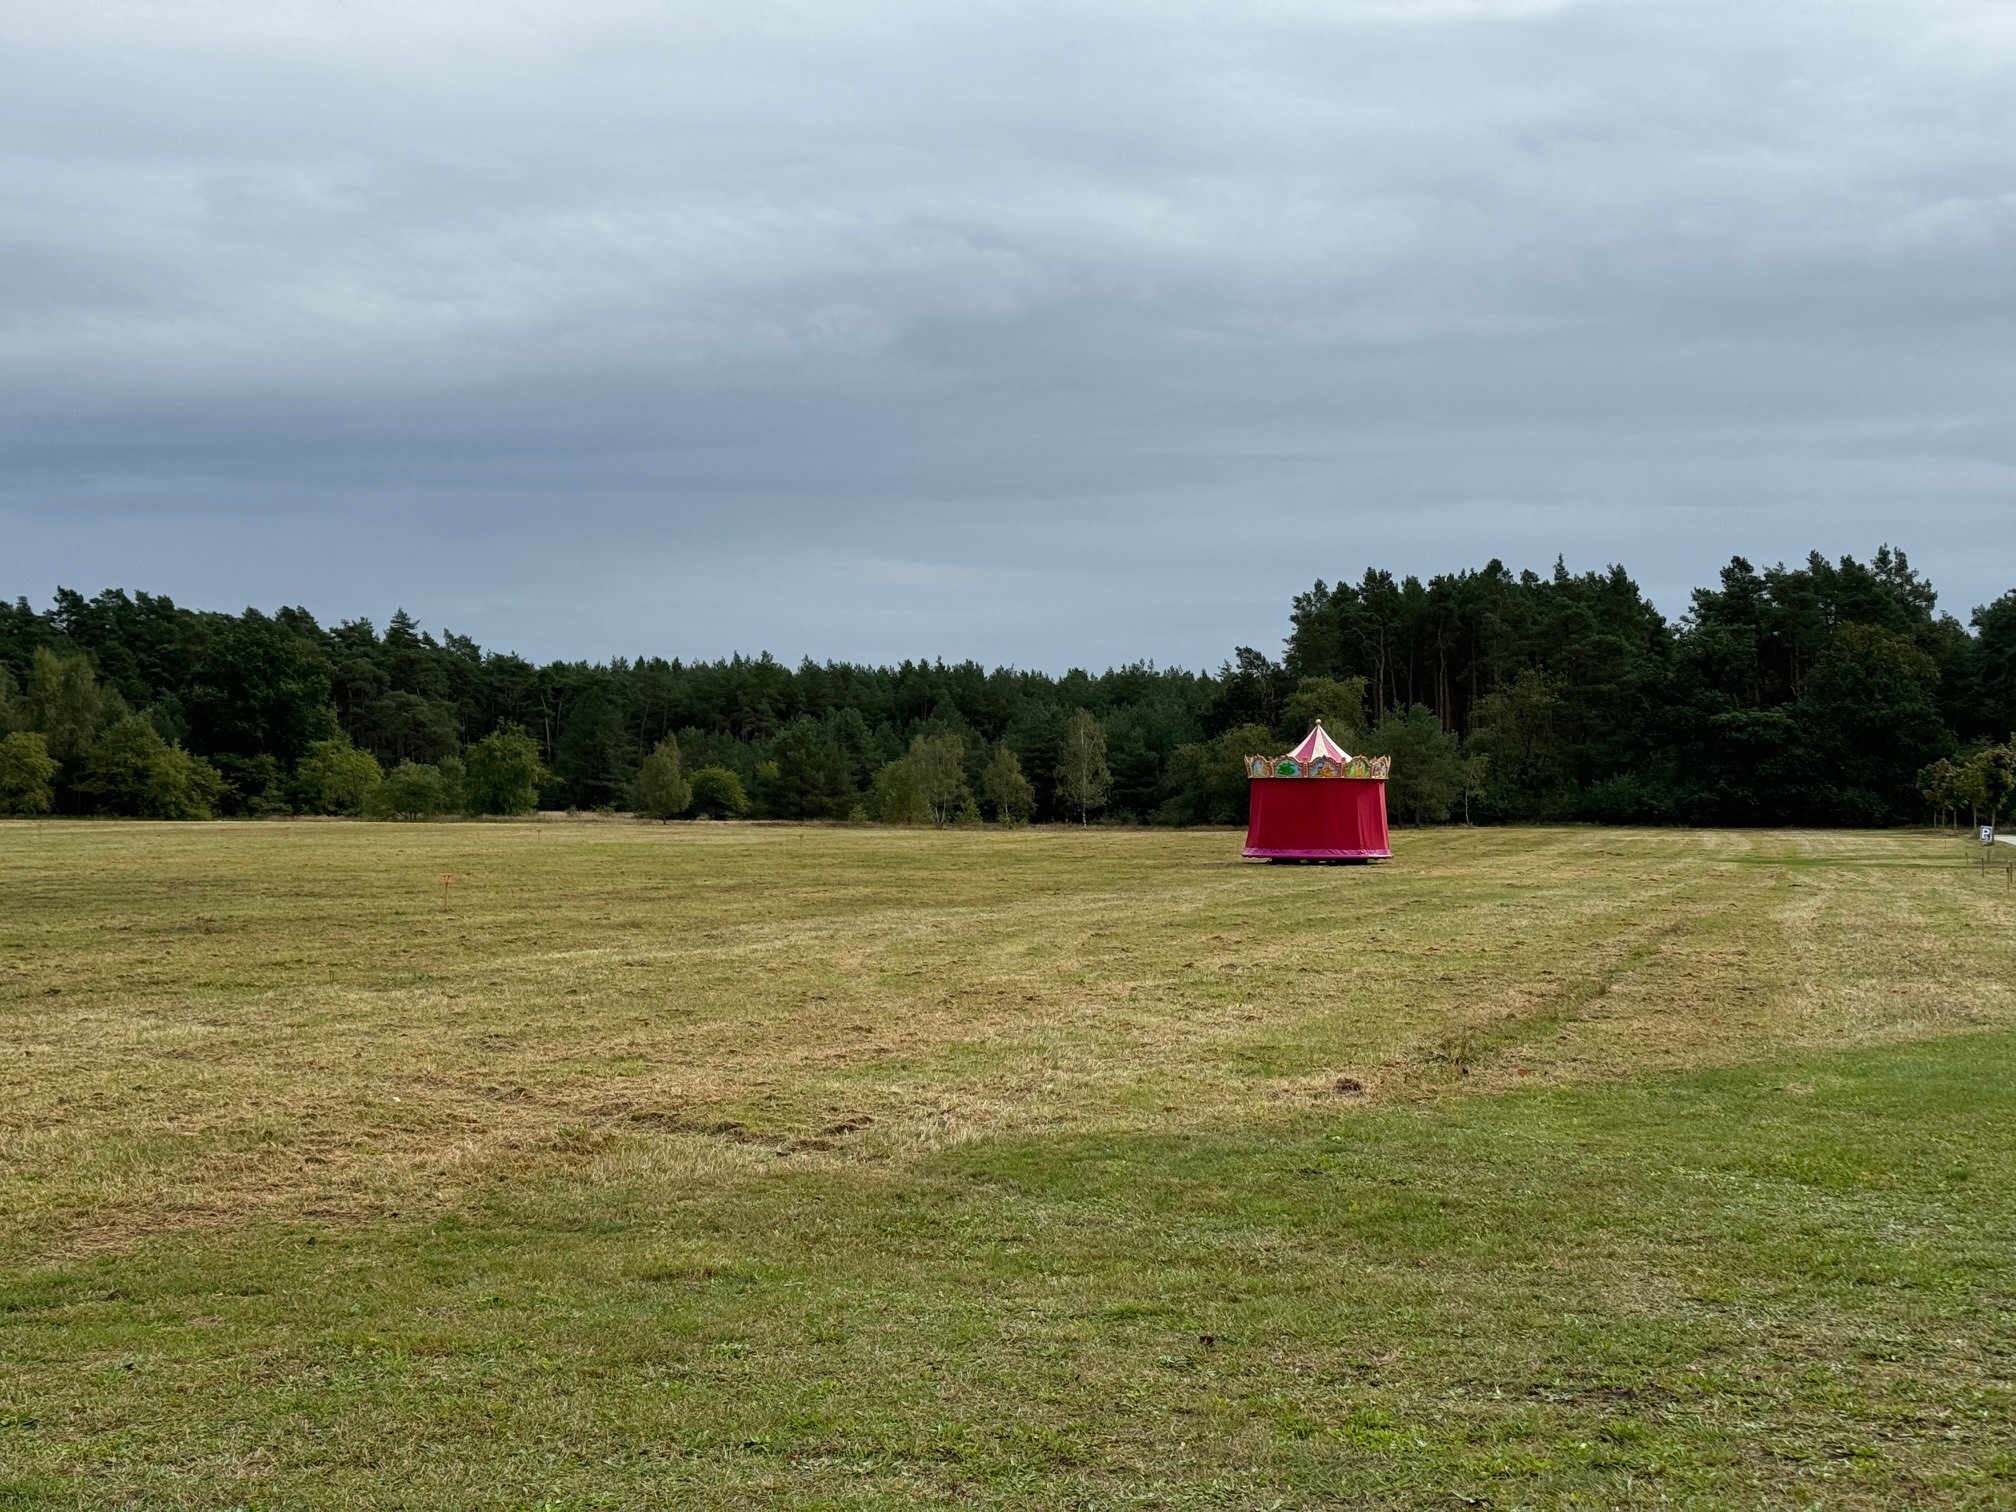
4 0 2013 669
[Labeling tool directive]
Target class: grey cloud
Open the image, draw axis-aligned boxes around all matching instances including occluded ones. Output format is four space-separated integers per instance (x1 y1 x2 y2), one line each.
3 0 2014 666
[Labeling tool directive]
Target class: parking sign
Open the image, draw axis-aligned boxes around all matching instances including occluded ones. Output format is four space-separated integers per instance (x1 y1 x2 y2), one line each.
1984 825 1997 846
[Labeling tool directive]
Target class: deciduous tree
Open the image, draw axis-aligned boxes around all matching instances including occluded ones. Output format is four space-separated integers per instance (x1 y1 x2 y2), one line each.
1362 706 1465 824
365 761 454 820
871 758 931 824
1155 724 1272 826
688 766 750 819
980 746 1035 824
73 716 224 819
1960 740 2016 828
632 734 692 821
24 647 115 761
907 732 968 825
296 734 384 815
1466 670 1570 820
465 723 544 816
1054 710 1112 825
1280 676 1368 748
0 731 57 815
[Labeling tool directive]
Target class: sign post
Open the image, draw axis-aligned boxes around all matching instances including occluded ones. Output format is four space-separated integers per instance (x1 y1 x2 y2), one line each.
1983 826 1997 873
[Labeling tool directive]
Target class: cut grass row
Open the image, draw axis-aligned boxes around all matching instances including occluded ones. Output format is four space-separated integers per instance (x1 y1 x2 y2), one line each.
5 1032 2013 1507
6 822 2008 1257
3 821 2014 1505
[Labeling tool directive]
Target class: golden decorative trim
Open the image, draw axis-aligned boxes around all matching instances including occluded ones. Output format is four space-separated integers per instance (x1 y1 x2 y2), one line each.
1246 753 1389 779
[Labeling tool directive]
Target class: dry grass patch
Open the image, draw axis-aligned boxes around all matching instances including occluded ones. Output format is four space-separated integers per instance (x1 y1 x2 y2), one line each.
4 820 2011 1256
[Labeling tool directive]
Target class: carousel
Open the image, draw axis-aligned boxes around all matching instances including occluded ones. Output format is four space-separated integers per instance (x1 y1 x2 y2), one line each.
1243 721 1392 862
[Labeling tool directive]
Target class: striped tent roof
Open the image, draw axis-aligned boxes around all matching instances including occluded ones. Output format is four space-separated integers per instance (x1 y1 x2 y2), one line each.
1285 722 1350 764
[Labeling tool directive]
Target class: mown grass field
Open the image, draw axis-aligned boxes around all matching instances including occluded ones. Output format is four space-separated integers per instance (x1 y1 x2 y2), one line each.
3 820 2014 1508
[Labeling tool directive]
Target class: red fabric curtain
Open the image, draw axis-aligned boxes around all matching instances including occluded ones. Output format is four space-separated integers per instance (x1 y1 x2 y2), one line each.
1243 779 1391 859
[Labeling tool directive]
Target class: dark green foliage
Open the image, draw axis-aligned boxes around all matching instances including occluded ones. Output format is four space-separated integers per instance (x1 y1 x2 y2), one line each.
1363 705 1466 824
364 691 461 766
436 752 467 815
555 685 636 808
1926 740 2016 827
1578 769 1675 825
1280 675 1368 748
994 704 1065 821
1664 553 1962 825
1282 546 1997 826
1917 755 1964 825
1973 590 2016 740
1794 623 1952 823
1204 646 1287 735
1284 560 1669 818
3 542 2010 826
825 706 886 794
756 717 857 819
1465 670 1573 820
1975 743 2016 825
183 611 337 767
39 589 205 716
1155 724 1273 826
688 766 750 819
72 716 224 819
365 761 454 821
0 597 50 694
464 724 543 816
212 753 292 817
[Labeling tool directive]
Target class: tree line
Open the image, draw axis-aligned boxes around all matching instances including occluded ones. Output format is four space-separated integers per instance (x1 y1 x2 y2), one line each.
2 546 2013 827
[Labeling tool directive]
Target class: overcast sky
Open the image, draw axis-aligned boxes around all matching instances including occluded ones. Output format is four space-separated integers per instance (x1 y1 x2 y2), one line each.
4 0 2013 670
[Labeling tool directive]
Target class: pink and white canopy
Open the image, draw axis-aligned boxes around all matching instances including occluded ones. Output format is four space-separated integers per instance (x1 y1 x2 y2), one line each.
1285 722 1350 764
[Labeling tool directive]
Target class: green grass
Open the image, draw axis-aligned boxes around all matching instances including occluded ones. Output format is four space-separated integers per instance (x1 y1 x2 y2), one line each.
3 821 2014 1507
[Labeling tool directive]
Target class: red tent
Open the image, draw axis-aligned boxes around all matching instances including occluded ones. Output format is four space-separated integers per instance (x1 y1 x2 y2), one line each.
1242 722 1391 862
